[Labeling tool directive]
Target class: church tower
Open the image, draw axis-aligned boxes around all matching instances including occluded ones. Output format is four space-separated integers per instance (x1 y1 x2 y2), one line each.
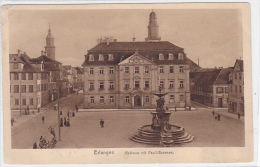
145 11 161 41
45 25 56 59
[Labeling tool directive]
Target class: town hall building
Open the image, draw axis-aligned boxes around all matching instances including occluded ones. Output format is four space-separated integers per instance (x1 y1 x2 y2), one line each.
82 11 200 109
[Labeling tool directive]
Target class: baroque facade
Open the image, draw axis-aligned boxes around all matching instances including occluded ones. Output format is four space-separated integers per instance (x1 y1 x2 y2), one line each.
82 11 199 109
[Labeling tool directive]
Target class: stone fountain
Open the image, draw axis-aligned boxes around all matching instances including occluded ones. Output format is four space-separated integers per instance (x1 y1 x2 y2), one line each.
130 87 194 147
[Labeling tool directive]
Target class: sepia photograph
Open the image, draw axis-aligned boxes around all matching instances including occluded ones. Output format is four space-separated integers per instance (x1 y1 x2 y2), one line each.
2 3 253 164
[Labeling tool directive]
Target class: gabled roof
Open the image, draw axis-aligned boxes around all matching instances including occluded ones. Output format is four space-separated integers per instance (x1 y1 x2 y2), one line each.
30 55 61 64
74 67 84 74
194 68 232 87
185 58 201 72
234 59 243 71
118 51 155 65
9 54 24 63
19 54 41 73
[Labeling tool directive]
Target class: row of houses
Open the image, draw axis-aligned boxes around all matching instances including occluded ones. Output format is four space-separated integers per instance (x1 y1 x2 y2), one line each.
10 27 84 110
190 59 244 115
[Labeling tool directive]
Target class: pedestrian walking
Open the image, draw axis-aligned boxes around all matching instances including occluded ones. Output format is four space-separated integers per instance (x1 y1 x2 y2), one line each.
66 118 70 127
64 118 67 126
212 110 215 116
72 112 75 117
218 114 220 121
238 113 240 119
11 118 14 126
33 142 37 149
60 118 63 127
60 110 62 115
100 119 104 128
42 116 45 124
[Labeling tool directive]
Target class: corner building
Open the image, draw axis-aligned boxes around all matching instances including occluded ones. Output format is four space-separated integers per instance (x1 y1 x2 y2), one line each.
82 11 192 109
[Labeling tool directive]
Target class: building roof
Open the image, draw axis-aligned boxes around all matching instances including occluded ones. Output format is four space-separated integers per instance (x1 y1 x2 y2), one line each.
81 41 195 66
194 68 232 87
89 41 184 52
63 65 72 70
234 59 243 71
74 67 84 74
30 55 61 64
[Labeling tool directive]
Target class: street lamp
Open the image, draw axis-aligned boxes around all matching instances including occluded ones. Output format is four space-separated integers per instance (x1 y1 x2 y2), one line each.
56 89 61 141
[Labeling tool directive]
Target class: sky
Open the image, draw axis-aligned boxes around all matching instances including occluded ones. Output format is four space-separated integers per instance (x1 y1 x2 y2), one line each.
9 8 243 68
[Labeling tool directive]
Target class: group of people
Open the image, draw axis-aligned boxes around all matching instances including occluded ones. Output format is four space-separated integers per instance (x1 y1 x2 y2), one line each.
33 126 57 149
60 117 70 127
212 111 221 121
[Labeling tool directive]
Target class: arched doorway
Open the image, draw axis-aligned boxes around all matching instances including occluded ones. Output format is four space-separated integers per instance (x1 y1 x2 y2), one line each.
134 95 141 107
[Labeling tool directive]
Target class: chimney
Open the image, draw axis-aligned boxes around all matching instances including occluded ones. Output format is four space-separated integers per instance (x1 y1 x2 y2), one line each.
18 49 21 57
41 51 44 56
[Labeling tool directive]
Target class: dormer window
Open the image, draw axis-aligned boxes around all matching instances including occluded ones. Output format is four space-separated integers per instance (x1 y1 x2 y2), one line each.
178 53 184 60
108 54 113 61
99 54 104 61
159 53 164 60
89 54 94 61
168 53 174 60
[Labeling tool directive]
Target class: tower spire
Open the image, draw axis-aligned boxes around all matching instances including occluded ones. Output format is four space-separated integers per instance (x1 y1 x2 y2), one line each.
45 25 55 59
145 10 161 41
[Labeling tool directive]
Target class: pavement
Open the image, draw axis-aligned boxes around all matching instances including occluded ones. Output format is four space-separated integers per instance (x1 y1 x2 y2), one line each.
11 95 245 148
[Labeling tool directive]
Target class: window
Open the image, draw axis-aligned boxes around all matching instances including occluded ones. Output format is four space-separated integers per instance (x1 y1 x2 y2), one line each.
22 98 26 105
125 67 129 74
90 68 94 74
169 81 174 88
216 87 224 93
169 66 174 73
225 87 228 93
240 86 242 93
14 63 18 69
125 82 129 89
99 54 104 61
179 66 184 73
159 66 164 74
21 85 26 93
109 67 114 74
160 81 164 88
30 98 34 105
108 54 113 61
135 67 139 74
239 73 242 80
89 54 94 61
21 73 26 80
29 85 34 93
170 95 174 101
168 53 174 60
159 53 164 60
14 73 19 80
145 96 150 103
178 53 184 59
99 82 104 89
135 81 140 88
90 82 94 90
28 73 33 80
100 96 104 103
180 95 184 101
125 96 130 103
99 68 104 74
90 96 94 104
179 81 184 88
145 66 149 74
15 99 19 105
110 96 114 103
109 82 114 89
145 81 149 88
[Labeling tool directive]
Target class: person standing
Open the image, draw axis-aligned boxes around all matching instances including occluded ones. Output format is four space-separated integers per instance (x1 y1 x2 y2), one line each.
218 114 220 121
238 113 241 119
100 119 104 128
64 117 67 126
60 118 63 127
212 110 215 116
33 142 37 149
42 116 45 124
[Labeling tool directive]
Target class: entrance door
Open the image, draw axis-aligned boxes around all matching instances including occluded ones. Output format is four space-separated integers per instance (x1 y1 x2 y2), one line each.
218 98 223 108
134 95 141 107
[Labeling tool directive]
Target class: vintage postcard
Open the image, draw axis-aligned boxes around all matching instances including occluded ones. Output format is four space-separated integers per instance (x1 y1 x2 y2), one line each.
2 3 253 164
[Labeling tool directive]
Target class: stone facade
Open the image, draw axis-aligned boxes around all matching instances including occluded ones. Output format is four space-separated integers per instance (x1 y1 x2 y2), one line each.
228 60 244 115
